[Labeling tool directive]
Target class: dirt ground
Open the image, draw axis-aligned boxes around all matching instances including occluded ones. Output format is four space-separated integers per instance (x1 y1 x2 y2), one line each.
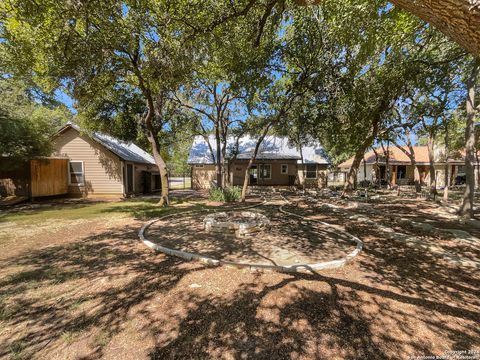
145 197 355 266
0 191 479 359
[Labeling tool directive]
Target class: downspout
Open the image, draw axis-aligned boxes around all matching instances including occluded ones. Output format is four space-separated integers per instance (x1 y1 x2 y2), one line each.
299 145 304 189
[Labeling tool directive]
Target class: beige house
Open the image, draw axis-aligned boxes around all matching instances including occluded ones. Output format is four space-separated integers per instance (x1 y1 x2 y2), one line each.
337 145 479 187
188 135 330 190
52 124 160 197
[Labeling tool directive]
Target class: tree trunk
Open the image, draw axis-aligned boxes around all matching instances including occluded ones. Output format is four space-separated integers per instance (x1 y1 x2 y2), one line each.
385 142 391 188
444 125 450 201
343 147 365 196
343 119 380 196
144 119 169 207
476 150 480 190
413 161 422 193
299 145 305 189
393 134 422 193
297 0 480 57
475 139 480 190
388 0 480 58
130 61 169 206
372 147 380 186
459 59 479 218
427 132 437 199
363 155 367 185
407 140 422 194
215 125 223 189
221 136 228 187
240 124 272 202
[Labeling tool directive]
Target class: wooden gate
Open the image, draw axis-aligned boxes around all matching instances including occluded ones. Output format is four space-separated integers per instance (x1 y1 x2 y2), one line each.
30 159 68 197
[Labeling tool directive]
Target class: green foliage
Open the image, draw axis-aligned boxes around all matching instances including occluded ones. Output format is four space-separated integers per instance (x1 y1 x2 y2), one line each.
225 186 242 202
279 0 466 164
208 186 241 202
0 78 69 163
168 133 193 176
208 187 226 202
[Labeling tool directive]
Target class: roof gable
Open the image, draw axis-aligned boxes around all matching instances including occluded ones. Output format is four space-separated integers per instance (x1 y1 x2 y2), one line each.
56 124 155 165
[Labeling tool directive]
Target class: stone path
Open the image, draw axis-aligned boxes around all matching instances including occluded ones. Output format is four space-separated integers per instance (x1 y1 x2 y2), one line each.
344 209 480 269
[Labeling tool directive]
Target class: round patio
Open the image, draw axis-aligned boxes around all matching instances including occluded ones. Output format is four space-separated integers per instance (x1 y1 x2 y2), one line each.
140 199 362 271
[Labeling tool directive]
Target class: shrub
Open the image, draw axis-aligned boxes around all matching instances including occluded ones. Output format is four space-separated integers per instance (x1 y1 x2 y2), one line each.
208 186 241 202
224 186 241 202
208 187 226 202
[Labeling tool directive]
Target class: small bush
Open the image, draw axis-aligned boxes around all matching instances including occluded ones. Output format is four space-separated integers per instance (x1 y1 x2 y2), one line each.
224 186 241 202
208 186 241 202
208 187 226 202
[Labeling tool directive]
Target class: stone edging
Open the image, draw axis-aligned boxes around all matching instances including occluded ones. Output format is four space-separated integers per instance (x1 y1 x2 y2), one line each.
277 194 363 270
302 195 479 269
139 194 363 273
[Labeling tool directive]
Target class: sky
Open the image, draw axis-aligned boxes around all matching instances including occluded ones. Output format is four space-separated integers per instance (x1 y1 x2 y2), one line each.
55 89 76 113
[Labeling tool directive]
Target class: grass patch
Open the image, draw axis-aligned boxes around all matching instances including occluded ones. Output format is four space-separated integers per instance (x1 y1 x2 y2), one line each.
8 340 28 360
92 330 111 349
69 296 90 311
0 198 192 224
61 330 80 345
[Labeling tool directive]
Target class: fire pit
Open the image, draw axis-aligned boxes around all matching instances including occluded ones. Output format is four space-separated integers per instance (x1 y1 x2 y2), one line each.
203 211 269 237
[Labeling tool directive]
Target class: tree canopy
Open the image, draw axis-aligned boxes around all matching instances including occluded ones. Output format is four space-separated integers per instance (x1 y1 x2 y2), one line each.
0 78 70 165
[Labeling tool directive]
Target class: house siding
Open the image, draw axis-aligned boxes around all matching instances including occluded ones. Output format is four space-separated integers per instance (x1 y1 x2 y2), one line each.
191 160 329 189
192 165 217 190
52 127 123 196
297 164 328 187
232 159 298 186
337 163 480 187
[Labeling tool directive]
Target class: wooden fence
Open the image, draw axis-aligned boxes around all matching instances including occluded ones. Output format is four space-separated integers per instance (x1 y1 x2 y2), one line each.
0 157 68 198
30 159 68 197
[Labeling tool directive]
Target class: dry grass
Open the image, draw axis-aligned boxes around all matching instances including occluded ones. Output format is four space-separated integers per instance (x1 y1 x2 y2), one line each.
0 193 478 359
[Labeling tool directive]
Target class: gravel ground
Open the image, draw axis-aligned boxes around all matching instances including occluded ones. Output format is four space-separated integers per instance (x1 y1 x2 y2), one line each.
0 194 478 359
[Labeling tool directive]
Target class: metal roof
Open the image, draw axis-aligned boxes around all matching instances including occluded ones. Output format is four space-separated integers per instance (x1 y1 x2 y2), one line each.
188 135 330 165
58 123 155 165
236 153 301 160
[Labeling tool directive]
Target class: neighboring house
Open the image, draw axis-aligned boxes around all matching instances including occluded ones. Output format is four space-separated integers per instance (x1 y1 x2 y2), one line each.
52 123 159 197
337 145 479 187
188 135 330 190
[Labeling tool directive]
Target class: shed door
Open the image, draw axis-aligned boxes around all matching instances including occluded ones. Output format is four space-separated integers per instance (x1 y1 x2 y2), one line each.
127 164 134 193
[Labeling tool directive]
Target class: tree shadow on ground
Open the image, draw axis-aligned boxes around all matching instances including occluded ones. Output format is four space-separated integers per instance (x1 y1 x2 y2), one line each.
145 204 356 266
0 194 479 359
147 265 479 359
145 195 479 358
0 224 200 359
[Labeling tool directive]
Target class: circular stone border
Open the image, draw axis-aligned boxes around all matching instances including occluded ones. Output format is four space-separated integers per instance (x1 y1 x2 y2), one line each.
138 194 363 273
204 211 269 237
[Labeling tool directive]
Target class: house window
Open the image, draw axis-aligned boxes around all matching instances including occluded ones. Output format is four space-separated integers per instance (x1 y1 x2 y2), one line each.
397 165 407 179
69 161 84 185
457 165 465 174
281 164 288 174
259 164 271 179
305 164 317 179
194 164 204 168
